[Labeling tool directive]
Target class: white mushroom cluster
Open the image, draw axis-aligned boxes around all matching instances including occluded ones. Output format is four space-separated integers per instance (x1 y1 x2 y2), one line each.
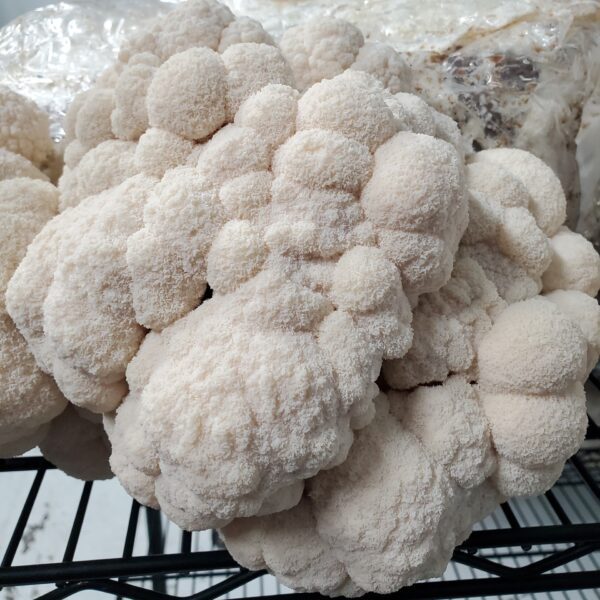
222 147 600 596
0 87 111 480
2 0 599 594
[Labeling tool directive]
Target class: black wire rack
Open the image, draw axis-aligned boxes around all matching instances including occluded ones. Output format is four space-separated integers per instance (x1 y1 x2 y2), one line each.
1 387 600 600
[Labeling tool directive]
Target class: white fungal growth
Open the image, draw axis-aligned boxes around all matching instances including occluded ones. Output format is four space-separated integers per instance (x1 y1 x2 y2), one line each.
4 5 599 596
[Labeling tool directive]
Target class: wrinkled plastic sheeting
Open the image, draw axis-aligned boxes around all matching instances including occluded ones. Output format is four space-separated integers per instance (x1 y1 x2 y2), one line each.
0 0 599 243
576 76 600 244
410 4 600 246
0 0 181 142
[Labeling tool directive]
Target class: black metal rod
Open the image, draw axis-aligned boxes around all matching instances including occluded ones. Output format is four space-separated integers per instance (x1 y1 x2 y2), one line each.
556 479 600 574
28 570 600 600
459 542 599 579
35 574 265 600
500 502 531 551
2 519 599 589
500 502 520 529
145 507 166 593
118 500 142 600
0 456 55 472
177 530 193 578
0 551 236 587
62 481 93 563
145 508 164 555
181 531 192 554
1 469 45 568
32 579 169 600
458 523 600 549
473 550 563 559
123 501 141 559
452 550 516 577
569 454 600 502
544 490 572 525
25 581 87 600
125 570 244 581
518 542 599 575
246 571 600 600
192 570 265 600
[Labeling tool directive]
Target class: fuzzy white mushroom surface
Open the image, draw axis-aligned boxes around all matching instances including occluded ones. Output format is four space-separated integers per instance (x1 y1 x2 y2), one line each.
0 90 114 479
219 19 600 592
222 241 597 594
106 67 468 529
0 86 55 170
7 1 470 532
4 3 600 595
0 97 67 458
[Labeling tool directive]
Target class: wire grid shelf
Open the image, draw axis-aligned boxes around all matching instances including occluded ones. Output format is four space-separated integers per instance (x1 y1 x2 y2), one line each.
1 398 600 599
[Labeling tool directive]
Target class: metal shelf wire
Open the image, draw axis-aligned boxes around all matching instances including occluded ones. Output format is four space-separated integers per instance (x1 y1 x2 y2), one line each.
1 395 600 599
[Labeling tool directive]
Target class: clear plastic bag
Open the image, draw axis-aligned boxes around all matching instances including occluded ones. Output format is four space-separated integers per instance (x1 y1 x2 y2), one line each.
0 0 181 141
